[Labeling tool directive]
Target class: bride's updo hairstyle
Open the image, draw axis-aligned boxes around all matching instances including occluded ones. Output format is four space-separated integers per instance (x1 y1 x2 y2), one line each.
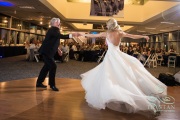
106 18 122 31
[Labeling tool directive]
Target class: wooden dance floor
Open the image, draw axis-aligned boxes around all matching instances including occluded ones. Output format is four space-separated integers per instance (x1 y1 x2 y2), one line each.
0 78 180 120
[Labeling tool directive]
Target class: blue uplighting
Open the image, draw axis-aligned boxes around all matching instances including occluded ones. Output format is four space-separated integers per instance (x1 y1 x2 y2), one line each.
0 1 14 7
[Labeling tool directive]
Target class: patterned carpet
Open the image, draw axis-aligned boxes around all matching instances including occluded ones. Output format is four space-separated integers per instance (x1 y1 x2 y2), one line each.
0 55 179 82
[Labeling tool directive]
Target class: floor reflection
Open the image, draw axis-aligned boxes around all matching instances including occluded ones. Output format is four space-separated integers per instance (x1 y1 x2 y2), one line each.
0 78 179 120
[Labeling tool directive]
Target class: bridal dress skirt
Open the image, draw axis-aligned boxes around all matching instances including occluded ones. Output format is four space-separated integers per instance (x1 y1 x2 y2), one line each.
81 47 167 114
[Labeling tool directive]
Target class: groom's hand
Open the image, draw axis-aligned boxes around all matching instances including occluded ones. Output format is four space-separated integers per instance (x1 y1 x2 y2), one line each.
72 32 82 37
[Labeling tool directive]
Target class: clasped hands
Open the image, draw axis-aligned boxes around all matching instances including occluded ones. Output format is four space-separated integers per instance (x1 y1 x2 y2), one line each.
143 36 149 42
71 32 86 37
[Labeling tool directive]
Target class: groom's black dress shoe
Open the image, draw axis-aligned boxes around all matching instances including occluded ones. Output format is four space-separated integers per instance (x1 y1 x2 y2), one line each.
36 83 47 88
50 86 59 91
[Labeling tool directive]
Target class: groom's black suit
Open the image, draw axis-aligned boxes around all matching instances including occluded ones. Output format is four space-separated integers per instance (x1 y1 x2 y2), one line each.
37 26 70 87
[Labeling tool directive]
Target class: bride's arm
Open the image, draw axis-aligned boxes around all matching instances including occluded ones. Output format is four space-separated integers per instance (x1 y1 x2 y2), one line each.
122 32 149 41
83 32 106 38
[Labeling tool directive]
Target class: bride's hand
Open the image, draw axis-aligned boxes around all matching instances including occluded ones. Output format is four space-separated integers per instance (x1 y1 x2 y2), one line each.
143 36 149 41
72 32 82 37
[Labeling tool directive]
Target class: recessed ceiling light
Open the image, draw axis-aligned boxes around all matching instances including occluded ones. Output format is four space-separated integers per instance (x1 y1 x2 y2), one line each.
160 30 168 32
149 32 156 34
40 16 51 19
19 6 35 9
137 30 146 32
145 27 156 30
161 22 174 24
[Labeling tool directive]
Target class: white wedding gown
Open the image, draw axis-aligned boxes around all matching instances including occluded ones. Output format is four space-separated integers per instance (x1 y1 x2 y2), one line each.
81 38 167 114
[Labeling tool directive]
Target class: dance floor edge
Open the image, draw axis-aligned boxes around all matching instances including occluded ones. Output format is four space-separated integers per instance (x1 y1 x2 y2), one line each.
0 78 179 120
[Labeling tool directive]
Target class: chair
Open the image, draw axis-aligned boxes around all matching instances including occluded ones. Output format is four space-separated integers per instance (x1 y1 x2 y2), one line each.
144 54 157 68
74 53 79 60
168 56 176 68
29 49 35 61
34 53 40 62
137 54 146 64
26 48 30 60
29 49 40 62
63 51 69 62
157 54 163 66
97 50 106 63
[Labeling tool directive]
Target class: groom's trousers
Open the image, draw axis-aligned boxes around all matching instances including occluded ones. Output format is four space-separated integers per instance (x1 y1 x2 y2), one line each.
37 55 57 86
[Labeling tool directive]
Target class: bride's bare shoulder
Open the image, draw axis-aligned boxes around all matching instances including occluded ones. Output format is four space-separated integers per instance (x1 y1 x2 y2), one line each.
106 30 124 39
109 30 124 37
116 30 126 37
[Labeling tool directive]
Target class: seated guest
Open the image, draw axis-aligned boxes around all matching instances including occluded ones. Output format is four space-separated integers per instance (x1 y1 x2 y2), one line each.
122 46 128 53
76 43 80 51
161 49 166 55
72 43 79 60
29 38 39 61
169 47 176 53
61 43 69 61
92 44 100 51
156 48 161 53
142 47 149 60
72 43 77 51
62 43 69 54
150 47 155 55
30 38 40 52
127 46 134 56
36 40 42 50
25 40 30 60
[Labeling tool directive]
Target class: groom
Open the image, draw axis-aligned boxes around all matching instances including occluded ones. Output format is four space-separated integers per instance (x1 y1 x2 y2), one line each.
36 18 80 91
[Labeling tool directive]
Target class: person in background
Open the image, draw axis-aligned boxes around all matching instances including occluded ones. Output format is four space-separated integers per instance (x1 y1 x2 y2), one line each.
25 40 30 60
36 17 81 91
29 38 38 61
127 46 134 56
61 43 69 62
150 47 155 55
80 18 166 116
168 47 176 53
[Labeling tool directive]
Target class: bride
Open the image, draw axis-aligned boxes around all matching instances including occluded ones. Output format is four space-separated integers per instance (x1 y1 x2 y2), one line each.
80 18 167 115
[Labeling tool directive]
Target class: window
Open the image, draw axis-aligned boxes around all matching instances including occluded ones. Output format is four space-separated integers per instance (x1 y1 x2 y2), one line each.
42 28 47 35
157 34 163 42
0 29 8 45
18 32 25 44
0 15 9 28
37 26 41 34
12 18 21 29
30 24 37 33
171 31 178 41
163 33 168 51
22 21 30 31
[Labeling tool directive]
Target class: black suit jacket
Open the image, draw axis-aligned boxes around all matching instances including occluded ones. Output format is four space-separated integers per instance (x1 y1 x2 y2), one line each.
39 26 70 57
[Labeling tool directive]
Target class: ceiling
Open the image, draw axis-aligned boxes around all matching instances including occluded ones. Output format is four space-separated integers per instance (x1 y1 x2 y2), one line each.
0 0 71 30
0 0 180 35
